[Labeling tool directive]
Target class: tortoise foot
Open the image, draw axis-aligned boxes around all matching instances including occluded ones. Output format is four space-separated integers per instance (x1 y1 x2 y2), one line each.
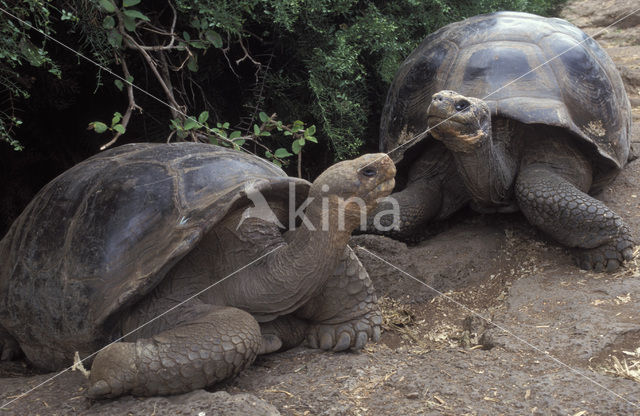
88 343 137 399
575 233 635 272
88 306 261 399
305 311 382 352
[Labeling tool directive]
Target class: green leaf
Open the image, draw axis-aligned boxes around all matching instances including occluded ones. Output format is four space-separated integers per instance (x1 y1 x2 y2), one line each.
229 131 242 139
253 124 260 136
205 30 223 48
272 160 282 168
113 124 125 134
284 131 292 136
208 135 218 145
198 111 209 124
114 79 124 91
99 0 116 13
306 135 318 143
183 117 198 130
102 16 115 29
111 112 122 125
170 119 182 130
123 0 141 7
259 112 269 123
123 16 137 31
292 140 301 154
234 139 245 146
176 130 188 139
183 31 191 41
292 120 304 131
187 55 198 72
259 131 270 136
123 9 150 21
265 150 273 158
222 122 230 129
107 30 123 48
274 148 293 158
305 125 316 136
91 122 108 133
126 75 134 83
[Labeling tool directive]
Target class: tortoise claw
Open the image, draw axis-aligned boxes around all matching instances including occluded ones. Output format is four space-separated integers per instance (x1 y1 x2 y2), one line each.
305 311 382 352
575 235 635 273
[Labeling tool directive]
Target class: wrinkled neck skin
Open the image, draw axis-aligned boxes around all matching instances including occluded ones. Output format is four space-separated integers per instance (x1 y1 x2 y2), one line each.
442 119 518 208
222 196 360 321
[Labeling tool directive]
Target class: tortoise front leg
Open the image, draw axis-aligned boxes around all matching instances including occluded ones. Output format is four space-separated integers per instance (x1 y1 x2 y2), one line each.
367 142 468 238
515 165 635 272
296 246 381 351
87 305 261 399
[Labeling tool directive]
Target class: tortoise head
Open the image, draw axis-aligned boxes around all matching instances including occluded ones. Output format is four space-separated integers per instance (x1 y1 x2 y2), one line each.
309 153 396 228
427 90 491 153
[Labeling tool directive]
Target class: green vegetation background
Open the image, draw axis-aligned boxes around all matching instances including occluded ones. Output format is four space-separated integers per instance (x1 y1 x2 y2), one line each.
1 0 565 168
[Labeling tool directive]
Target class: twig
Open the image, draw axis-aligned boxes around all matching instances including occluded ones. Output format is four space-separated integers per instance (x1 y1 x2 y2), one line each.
121 32 182 119
100 59 142 150
235 36 261 68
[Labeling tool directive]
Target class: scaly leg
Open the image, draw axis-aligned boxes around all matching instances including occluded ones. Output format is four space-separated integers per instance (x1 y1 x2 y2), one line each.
87 305 261 398
515 166 634 272
296 246 381 351
367 142 467 238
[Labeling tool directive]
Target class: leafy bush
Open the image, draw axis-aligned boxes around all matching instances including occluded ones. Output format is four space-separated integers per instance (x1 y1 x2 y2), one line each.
0 0 566 164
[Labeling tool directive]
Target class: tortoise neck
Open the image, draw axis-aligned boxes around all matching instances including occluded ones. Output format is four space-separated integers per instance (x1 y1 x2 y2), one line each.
231 196 357 320
448 118 518 208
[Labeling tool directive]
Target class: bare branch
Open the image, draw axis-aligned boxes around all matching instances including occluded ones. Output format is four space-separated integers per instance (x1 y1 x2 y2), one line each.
122 33 182 119
235 37 261 68
221 33 241 78
100 58 142 151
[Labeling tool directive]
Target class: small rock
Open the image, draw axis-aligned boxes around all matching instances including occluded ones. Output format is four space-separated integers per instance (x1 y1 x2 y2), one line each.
405 392 420 399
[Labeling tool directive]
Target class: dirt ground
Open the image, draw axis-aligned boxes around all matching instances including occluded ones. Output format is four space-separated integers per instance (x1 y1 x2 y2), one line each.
2 1 640 414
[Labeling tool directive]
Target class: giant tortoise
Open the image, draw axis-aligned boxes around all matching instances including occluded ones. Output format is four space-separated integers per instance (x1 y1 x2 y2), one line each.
371 11 634 271
0 142 395 398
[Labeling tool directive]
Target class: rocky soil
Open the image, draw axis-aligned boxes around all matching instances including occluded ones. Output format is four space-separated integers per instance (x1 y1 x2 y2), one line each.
2 0 640 414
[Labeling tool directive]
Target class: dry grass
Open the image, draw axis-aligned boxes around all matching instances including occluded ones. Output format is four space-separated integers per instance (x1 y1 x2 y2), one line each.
378 296 465 353
603 347 640 383
378 297 423 347
612 245 640 279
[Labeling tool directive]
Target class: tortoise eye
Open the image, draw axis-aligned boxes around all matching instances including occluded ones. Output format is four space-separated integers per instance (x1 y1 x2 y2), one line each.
361 167 377 177
455 100 470 111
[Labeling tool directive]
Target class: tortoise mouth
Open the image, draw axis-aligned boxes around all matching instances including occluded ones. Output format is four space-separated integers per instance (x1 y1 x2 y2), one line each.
427 115 468 136
365 177 396 201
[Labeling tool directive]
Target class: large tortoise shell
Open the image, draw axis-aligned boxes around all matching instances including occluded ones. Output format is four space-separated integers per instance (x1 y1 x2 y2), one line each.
0 143 308 367
381 11 631 174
